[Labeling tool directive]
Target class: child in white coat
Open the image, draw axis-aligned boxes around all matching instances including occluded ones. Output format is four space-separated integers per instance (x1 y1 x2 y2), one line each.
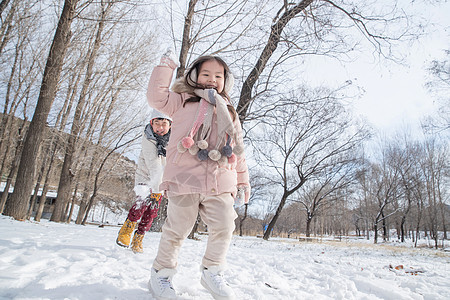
116 110 171 253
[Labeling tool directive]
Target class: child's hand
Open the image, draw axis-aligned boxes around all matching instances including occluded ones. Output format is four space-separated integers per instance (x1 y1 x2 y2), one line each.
159 48 180 69
234 186 246 207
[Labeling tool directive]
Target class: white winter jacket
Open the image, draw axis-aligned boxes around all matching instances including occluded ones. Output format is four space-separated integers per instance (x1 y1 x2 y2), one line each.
135 125 167 193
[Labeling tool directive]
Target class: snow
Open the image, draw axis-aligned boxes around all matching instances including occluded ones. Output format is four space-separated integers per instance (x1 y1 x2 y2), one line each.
1 215 449 300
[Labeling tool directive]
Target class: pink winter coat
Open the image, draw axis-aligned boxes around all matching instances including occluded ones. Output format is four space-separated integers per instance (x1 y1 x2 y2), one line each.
147 65 251 203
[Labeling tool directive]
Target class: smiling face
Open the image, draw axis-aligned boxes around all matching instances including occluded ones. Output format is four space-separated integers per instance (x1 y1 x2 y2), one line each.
196 59 225 93
151 118 171 136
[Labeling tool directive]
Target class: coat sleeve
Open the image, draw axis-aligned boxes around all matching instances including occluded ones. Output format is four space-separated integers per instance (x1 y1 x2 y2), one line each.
135 136 164 193
234 118 251 203
146 65 183 117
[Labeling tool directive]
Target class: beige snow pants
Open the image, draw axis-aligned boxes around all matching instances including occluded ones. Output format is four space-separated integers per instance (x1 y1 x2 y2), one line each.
153 192 237 270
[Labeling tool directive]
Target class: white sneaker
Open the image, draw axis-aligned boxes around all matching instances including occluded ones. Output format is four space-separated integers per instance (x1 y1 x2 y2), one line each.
200 265 236 300
149 268 177 300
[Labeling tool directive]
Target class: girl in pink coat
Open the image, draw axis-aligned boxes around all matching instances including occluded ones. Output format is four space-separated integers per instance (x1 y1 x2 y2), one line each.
147 51 250 300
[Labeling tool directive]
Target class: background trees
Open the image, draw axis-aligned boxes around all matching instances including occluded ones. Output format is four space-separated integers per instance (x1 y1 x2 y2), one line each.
1 1 155 221
3 0 79 219
249 86 369 240
0 0 447 247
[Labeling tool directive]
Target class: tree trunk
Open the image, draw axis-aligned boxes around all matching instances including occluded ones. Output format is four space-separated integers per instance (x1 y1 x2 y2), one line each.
65 183 78 223
0 0 11 18
237 0 313 123
414 201 422 247
34 187 48 222
0 0 15 55
52 4 106 222
26 141 52 219
0 65 17 177
81 130 138 224
239 204 248 237
439 201 447 240
306 216 312 238
263 193 289 240
0 122 27 213
365 219 370 240
76 195 88 224
76 89 119 224
34 143 59 222
374 222 378 244
400 216 406 242
176 0 198 78
75 148 94 224
3 0 78 220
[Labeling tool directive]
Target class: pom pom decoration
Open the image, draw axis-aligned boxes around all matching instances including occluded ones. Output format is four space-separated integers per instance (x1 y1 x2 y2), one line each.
177 140 188 153
197 149 209 161
197 139 208 150
233 144 244 156
221 145 233 157
181 137 195 149
208 149 221 161
188 143 200 155
228 153 237 164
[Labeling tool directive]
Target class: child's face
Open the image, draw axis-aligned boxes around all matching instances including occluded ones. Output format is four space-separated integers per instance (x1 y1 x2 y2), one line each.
151 119 171 136
197 60 225 93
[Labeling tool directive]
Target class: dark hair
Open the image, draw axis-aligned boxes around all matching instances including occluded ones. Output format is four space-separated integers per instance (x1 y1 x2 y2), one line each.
152 118 172 124
183 56 237 121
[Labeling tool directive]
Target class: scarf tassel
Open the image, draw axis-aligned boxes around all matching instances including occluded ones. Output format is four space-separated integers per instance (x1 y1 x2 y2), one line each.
221 136 233 158
177 90 243 164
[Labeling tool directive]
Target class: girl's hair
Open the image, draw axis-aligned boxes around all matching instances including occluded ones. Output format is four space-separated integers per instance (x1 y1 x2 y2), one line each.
183 56 237 121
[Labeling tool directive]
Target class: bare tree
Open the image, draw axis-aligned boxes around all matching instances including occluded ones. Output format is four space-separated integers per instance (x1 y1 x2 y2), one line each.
388 135 425 243
423 49 450 134
33 74 81 222
49 0 153 222
3 0 79 220
51 1 113 222
236 0 417 123
81 129 140 225
237 0 313 123
295 153 359 237
0 121 27 213
175 0 198 78
420 138 448 248
0 0 11 18
0 0 47 185
360 151 403 244
168 0 264 74
250 86 369 240
395 148 415 243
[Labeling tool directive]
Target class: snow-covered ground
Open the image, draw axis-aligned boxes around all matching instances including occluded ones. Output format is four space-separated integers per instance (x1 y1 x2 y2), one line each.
0 215 449 300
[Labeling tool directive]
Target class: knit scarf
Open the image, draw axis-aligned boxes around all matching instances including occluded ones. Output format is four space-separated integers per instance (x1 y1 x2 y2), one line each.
177 88 244 164
144 123 170 157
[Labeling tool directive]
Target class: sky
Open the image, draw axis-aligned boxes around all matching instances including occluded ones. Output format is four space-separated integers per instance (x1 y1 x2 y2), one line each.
129 1 450 163
1 215 449 300
304 1 449 137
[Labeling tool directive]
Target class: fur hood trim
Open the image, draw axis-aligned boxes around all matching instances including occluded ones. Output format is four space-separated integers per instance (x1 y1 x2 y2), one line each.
171 77 194 95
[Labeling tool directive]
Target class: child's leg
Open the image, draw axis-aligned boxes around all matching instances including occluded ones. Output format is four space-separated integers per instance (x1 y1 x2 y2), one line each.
117 195 149 248
199 193 237 268
153 193 200 270
127 196 149 222
136 193 161 234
